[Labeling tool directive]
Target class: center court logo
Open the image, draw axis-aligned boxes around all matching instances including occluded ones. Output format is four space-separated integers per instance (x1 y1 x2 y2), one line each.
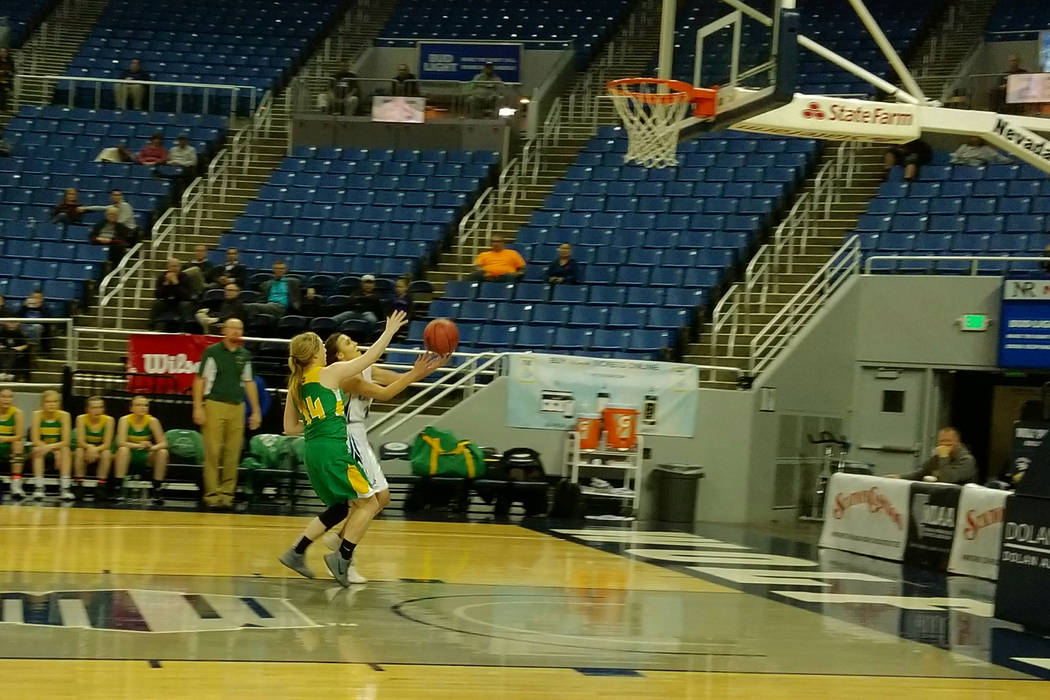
0 589 318 633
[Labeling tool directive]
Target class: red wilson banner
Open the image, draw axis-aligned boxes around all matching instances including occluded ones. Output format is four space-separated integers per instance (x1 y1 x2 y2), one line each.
126 334 221 394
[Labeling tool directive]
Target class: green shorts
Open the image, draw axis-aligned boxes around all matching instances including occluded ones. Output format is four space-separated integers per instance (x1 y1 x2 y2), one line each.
127 448 150 470
303 438 373 506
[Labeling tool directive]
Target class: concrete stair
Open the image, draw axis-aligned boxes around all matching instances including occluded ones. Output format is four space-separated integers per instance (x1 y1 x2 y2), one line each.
912 0 999 101
684 147 886 389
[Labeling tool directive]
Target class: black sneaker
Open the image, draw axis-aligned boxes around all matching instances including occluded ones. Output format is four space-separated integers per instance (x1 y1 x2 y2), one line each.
93 484 108 502
151 484 165 506
73 483 85 501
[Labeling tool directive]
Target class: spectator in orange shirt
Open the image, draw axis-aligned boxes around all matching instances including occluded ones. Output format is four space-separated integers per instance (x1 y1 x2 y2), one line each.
138 133 168 166
472 235 525 282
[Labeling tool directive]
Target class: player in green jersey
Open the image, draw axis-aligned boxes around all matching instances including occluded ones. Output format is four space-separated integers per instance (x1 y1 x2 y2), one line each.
29 390 72 501
0 387 26 500
74 395 115 501
278 310 406 586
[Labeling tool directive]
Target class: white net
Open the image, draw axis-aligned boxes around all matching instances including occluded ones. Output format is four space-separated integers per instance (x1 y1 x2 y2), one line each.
608 92 693 168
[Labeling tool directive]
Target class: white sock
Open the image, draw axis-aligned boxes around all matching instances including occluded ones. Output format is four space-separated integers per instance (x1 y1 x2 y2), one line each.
11 478 23 493
34 476 44 490
60 476 71 491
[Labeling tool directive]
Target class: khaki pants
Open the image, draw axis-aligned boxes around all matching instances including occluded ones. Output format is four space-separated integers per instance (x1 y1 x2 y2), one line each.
202 399 245 506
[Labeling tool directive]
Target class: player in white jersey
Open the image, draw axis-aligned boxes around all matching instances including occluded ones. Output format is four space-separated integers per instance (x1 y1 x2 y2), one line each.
320 333 447 549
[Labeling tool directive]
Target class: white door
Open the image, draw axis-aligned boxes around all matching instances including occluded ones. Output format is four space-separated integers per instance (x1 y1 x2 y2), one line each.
852 367 928 475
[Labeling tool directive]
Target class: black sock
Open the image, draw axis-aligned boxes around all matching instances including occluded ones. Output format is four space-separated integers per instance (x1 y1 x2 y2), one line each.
339 540 356 561
113 477 124 490
293 535 312 554
152 480 163 491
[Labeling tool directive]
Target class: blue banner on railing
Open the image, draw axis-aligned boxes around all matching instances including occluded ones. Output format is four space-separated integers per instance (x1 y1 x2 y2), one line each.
417 42 522 83
999 279 1050 369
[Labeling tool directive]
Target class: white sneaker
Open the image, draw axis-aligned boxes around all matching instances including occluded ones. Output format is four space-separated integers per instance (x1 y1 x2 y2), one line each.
32 488 45 500
10 482 25 501
59 488 75 502
345 561 368 584
322 531 342 552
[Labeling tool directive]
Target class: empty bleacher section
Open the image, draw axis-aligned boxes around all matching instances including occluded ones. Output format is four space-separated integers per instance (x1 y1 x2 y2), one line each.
216 145 498 333
853 152 1050 275
377 0 632 65
668 0 941 96
985 0 1049 40
62 0 349 114
0 0 58 47
419 127 819 361
0 105 228 312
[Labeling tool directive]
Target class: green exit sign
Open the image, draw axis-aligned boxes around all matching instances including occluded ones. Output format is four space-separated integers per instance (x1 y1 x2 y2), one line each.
961 314 990 331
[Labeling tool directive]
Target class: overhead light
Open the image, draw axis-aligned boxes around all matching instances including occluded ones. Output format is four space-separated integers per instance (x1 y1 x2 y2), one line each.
519 97 531 104
498 107 517 117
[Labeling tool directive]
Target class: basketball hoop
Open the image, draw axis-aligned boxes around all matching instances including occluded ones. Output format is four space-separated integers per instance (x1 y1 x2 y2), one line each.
606 78 718 168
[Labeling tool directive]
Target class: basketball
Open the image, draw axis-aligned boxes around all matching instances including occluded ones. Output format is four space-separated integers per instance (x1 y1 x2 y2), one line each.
423 318 459 356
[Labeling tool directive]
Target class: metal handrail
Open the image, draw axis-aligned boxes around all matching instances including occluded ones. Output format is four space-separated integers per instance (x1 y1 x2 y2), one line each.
749 236 861 375
457 186 497 267
371 353 505 436
864 254 1049 274
13 74 257 119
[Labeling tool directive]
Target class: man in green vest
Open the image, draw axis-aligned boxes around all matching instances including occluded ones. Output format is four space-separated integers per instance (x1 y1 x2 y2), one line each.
192 318 262 509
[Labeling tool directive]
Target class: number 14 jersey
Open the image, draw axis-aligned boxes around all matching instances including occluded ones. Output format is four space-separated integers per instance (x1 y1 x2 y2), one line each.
296 367 347 442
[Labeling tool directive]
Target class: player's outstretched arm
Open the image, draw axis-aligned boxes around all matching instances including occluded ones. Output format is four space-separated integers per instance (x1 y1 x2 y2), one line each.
319 311 407 390
348 353 449 401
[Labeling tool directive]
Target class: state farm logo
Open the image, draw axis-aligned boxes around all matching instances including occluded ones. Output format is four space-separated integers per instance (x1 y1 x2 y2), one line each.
802 102 825 119
831 487 904 529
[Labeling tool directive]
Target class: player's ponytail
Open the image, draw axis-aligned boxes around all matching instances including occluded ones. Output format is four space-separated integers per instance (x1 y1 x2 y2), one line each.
287 332 322 410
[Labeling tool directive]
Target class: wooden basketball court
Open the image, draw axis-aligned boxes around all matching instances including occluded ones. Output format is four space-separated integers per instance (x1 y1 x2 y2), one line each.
0 505 1046 698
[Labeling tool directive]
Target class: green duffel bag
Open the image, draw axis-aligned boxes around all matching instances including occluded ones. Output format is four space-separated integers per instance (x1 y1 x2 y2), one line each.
239 456 264 471
249 433 290 469
166 429 205 464
409 426 486 479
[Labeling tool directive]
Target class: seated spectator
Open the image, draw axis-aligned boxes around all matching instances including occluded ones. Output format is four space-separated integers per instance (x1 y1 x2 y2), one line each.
999 55 1028 113
183 244 213 298
195 283 245 334
138 133 168 166
89 206 133 267
18 291 46 346
950 136 1012 166
208 247 248 289
332 273 385 327
116 58 150 111
883 139 931 181
0 47 14 113
300 287 325 317
546 243 580 285
392 63 420 97
0 321 30 381
388 276 414 319
244 260 300 320
325 62 360 115
95 143 134 163
84 189 139 237
166 134 198 174
887 427 976 485
472 235 525 281
466 63 505 118
50 188 86 226
150 258 194 331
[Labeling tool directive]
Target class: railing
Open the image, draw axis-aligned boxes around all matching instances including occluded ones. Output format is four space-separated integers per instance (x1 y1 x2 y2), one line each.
457 186 498 267
0 317 76 373
95 88 275 330
370 352 505 436
13 74 258 119
288 75 524 119
710 139 861 365
864 254 1048 274
749 236 862 376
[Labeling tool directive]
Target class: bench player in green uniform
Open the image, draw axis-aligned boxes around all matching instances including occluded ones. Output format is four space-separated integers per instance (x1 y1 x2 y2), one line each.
74 396 115 501
0 388 26 500
114 396 169 505
278 310 407 586
29 389 73 501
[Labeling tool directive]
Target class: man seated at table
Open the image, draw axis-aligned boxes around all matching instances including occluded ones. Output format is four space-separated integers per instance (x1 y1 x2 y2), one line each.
886 427 976 485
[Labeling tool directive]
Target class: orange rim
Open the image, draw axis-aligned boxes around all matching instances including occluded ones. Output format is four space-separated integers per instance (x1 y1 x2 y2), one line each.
606 77 697 104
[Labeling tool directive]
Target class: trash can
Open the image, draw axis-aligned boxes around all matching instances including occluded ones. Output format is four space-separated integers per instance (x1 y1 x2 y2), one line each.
651 464 705 523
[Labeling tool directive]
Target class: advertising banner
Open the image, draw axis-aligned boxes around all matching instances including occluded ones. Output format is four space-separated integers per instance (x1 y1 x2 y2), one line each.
993 493 1050 632
819 473 911 560
732 94 920 143
418 42 522 83
504 353 698 437
947 484 1009 581
125 334 220 394
904 482 962 570
999 279 1050 369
